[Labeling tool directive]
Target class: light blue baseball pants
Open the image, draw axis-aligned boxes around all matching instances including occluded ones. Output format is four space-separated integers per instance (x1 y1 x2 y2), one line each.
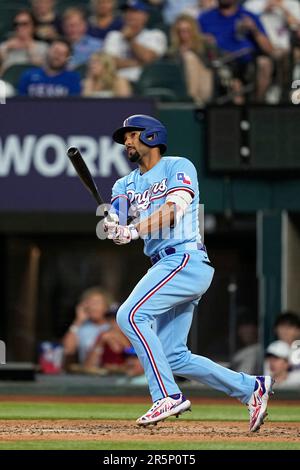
117 248 256 403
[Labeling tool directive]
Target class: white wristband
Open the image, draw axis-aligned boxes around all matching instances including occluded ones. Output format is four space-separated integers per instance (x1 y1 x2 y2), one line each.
129 224 139 240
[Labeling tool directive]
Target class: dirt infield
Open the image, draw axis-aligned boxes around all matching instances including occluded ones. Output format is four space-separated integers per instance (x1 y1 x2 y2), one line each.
0 420 299 443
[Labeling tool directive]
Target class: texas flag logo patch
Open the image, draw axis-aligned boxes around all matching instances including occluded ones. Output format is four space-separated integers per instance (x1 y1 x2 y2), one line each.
177 172 192 185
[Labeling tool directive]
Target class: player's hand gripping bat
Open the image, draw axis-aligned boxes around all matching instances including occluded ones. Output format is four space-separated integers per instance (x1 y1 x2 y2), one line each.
67 147 112 221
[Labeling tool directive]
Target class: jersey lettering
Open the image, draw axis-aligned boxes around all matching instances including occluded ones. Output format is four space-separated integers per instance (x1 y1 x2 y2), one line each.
127 178 168 209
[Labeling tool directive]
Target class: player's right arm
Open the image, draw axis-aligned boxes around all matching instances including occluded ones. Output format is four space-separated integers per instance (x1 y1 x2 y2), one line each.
104 177 130 237
110 177 130 225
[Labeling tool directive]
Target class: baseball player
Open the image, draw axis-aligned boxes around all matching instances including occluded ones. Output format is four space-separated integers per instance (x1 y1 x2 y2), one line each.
104 114 273 431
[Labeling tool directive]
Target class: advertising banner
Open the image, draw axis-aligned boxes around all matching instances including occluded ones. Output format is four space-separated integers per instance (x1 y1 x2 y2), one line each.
0 98 155 211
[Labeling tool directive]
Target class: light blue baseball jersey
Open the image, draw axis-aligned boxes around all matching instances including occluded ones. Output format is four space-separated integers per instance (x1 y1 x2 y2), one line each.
110 156 201 257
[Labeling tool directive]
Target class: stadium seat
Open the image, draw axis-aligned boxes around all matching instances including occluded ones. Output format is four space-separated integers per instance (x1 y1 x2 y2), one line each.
135 60 192 102
56 0 90 14
2 63 37 88
73 63 87 79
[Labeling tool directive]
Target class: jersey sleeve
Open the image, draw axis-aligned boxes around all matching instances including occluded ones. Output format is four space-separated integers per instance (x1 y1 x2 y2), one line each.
166 158 197 199
110 177 130 225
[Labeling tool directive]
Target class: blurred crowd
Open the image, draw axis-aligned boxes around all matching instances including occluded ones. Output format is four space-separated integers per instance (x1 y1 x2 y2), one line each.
63 287 144 380
40 286 145 383
230 310 300 389
38 282 300 390
1 0 300 104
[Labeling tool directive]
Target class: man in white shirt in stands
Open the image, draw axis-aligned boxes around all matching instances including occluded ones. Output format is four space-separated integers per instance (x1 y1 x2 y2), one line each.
264 340 300 389
245 0 300 53
245 0 300 101
103 0 167 83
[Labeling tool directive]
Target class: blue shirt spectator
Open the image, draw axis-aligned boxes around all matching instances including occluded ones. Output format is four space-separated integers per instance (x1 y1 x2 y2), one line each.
62 7 102 69
18 67 81 96
198 2 268 62
68 34 103 69
77 320 110 364
18 39 81 96
62 286 112 365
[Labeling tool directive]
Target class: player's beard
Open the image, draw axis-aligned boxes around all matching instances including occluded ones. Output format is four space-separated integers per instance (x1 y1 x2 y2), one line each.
128 150 141 163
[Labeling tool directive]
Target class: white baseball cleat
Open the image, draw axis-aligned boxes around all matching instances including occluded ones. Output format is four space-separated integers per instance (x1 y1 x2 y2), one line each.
247 376 274 432
136 394 191 426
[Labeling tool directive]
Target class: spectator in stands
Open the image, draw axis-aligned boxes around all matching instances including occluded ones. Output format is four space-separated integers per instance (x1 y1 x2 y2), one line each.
183 0 218 19
83 304 145 379
30 0 61 42
62 287 111 365
274 311 300 345
169 14 214 104
18 39 81 97
62 7 102 69
123 346 145 379
264 340 300 388
245 0 300 51
88 0 123 40
0 10 48 71
104 0 167 83
245 0 300 101
230 316 261 375
198 0 274 103
84 304 131 373
82 52 132 97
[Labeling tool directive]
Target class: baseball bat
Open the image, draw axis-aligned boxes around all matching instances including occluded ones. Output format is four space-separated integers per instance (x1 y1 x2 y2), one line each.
67 146 111 219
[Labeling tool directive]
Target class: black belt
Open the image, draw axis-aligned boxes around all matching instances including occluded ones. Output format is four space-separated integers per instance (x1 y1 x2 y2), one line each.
150 244 207 265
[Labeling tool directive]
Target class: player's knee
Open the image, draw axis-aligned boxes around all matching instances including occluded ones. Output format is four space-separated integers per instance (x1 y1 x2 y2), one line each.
116 304 130 333
168 350 191 372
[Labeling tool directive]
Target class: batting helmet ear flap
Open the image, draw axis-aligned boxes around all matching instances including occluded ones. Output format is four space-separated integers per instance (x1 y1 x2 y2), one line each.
140 126 167 154
144 133 155 142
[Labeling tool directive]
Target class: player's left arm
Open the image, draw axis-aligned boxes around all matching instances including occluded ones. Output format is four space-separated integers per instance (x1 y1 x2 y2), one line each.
137 158 197 236
136 201 176 236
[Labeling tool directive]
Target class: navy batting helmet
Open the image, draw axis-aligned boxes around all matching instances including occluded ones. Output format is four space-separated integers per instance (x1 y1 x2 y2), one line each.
112 114 167 153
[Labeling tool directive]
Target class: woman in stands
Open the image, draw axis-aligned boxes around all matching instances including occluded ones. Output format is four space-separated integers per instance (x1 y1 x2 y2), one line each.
0 9 48 71
82 51 132 97
169 14 214 105
30 0 61 42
